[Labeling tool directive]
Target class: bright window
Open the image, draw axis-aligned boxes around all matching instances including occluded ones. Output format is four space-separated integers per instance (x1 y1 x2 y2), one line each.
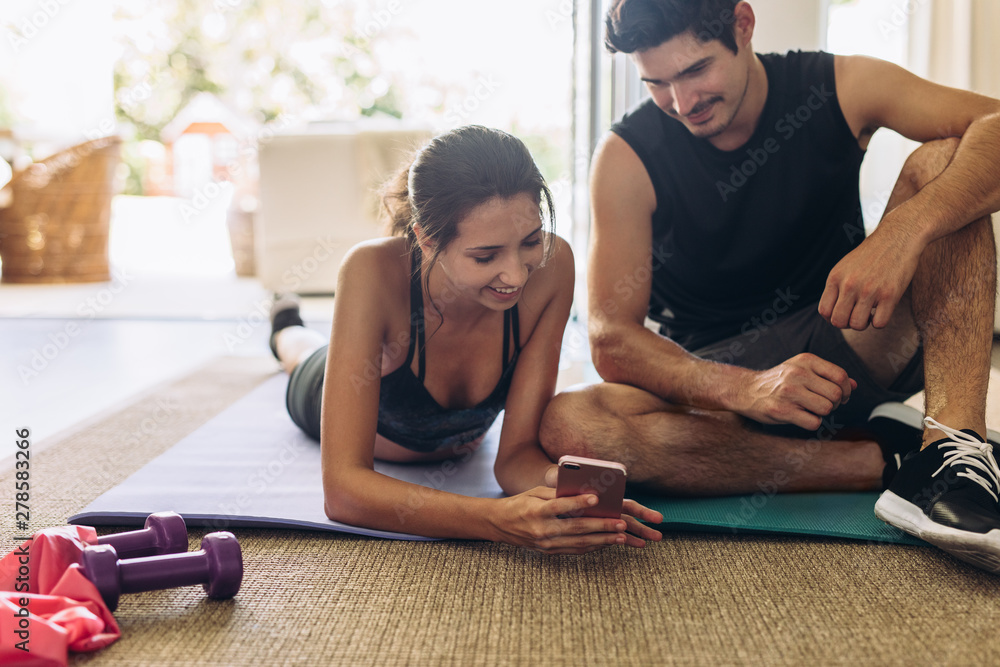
827 0 919 231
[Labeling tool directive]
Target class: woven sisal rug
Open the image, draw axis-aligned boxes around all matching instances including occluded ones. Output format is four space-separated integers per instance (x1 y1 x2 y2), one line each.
3 356 999 666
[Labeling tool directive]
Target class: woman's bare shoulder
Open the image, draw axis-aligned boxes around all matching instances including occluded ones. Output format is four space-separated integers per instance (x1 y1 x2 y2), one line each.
342 236 410 269
331 238 414 347
339 237 411 285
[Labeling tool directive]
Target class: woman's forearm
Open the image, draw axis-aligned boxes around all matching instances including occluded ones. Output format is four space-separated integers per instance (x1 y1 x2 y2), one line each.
493 444 556 496
324 467 503 541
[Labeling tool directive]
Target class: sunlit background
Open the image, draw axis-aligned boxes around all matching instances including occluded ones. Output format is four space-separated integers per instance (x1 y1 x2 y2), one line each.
0 0 574 279
1 0 994 284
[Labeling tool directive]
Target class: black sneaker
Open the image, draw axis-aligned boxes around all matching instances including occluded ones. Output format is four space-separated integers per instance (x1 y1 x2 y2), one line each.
269 294 304 360
867 402 925 488
866 403 1000 489
874 416 1000 573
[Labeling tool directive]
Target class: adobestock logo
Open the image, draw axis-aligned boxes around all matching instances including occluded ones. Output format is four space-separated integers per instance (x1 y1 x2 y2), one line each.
877 0 930 38
545 0 573 30
178 181 233 224
17 267 134 385
724 413 844 529
842 189 892 244
5 0 72 52
597 234 675 317
393 438 485 525
701 288 800 365
222 297 273 353
715 84 835 202
84 74 160 142
715 138 780 201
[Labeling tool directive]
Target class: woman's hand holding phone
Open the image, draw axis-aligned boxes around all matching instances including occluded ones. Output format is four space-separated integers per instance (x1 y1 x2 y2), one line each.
489 487 632 554
487 457 663 555
555 455 663 547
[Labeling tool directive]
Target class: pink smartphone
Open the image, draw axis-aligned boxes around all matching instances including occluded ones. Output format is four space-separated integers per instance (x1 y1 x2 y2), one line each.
556 455 627 519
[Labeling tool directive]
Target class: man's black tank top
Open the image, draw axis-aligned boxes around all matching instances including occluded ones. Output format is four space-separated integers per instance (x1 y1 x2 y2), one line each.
610 50 865 351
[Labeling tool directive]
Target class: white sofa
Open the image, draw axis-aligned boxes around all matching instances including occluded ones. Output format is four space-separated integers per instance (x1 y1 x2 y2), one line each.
255 121 432 294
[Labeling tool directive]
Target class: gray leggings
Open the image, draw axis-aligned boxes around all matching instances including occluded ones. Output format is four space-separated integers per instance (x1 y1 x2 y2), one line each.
285 345 328 442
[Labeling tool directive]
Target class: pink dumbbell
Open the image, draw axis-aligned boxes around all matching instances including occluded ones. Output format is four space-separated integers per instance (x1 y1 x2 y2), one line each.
80 532 243 612
97 511 188 558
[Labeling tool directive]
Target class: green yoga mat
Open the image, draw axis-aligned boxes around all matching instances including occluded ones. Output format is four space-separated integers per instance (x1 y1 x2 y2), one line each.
578 364 925 546
634 492 926 545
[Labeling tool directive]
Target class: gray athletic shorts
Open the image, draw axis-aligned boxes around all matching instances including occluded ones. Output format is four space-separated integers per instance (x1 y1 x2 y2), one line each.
688 302 924 439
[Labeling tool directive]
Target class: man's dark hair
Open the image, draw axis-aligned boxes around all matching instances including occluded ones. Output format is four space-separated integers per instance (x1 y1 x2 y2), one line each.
605 0 741 55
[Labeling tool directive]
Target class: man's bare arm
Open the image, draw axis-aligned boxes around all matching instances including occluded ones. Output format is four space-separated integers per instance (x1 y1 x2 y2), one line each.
821 56 1000 330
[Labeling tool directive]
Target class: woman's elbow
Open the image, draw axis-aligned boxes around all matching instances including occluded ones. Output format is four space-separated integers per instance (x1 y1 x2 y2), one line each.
322 473 363 524
323 491 351 523
492 454 533 497
492 461 517 497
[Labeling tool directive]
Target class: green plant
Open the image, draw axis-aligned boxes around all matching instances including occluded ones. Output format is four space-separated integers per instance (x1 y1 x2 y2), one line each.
111 0 404 192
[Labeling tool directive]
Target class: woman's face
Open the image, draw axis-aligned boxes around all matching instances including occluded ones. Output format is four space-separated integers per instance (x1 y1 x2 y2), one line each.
428 192 545 311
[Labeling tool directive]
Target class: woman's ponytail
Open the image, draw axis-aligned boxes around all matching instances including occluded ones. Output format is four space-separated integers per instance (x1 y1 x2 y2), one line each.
381 157 416 243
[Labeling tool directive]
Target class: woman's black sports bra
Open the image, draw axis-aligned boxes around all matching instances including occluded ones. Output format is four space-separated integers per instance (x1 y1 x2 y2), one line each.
376 254 521 452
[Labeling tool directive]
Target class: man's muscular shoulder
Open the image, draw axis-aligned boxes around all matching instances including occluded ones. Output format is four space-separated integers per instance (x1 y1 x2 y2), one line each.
834 53 1000 148
591 133 656 218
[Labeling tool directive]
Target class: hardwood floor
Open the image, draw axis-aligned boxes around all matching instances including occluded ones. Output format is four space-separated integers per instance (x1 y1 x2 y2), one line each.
1 317 287 458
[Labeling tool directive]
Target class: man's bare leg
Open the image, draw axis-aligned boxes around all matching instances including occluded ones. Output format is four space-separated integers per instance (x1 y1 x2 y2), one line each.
839 137 995 444
915 215 995 443
864 140 1000 574
540 383 883 496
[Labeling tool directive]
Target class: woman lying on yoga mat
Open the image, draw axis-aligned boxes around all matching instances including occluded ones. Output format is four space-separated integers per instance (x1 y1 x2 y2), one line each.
269 125 662 554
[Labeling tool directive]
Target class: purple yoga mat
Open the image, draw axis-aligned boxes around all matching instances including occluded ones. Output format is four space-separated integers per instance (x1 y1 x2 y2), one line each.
70 373 504 541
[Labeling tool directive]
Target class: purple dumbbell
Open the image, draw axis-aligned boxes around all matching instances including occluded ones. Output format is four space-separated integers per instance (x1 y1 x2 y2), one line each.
80 532 243 612
96 511 188 558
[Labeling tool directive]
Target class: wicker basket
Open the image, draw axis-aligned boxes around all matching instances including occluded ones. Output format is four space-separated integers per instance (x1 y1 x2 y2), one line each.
0 136 122 283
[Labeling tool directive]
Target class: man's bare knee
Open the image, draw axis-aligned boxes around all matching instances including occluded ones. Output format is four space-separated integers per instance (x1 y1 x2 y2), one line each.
540 383 664 460
541 385 666 483
902 137 960 191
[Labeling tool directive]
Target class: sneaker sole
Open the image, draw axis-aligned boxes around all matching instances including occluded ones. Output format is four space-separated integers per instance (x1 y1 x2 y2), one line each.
868 402 924 429
875 490 1000 573
868 402 1000 447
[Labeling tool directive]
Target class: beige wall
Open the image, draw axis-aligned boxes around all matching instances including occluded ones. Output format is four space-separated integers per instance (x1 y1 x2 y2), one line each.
971 0 1000 97
915 0 999 96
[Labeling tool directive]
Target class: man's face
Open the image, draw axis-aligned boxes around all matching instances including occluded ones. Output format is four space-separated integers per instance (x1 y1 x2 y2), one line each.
633 31 751 141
